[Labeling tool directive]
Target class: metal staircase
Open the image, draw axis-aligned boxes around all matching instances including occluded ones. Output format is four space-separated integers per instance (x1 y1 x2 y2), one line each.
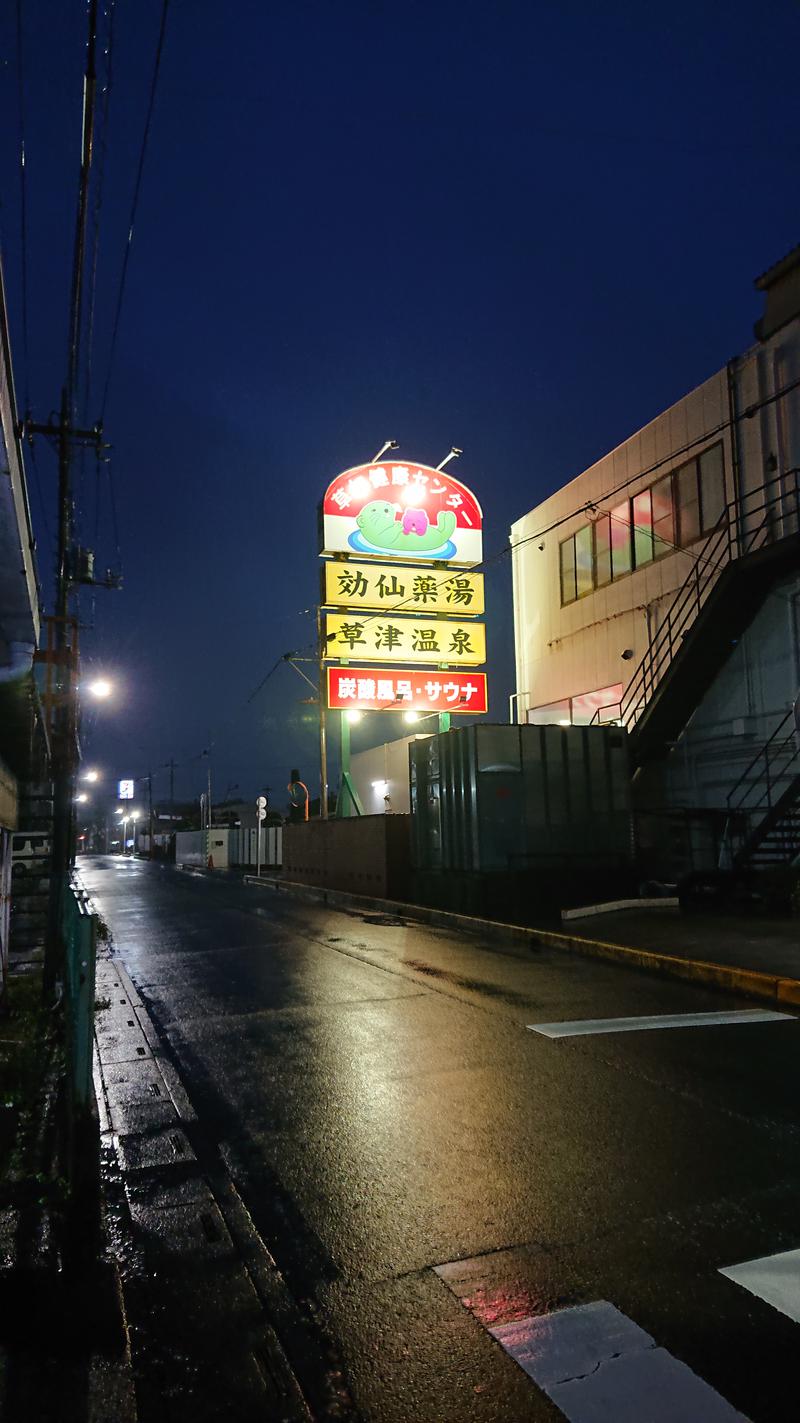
725 708 800 870
593 468 800 758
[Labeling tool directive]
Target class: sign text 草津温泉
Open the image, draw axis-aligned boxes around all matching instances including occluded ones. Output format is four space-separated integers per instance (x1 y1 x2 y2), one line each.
324 612 486 666
323 561 484 616
327 667 487 714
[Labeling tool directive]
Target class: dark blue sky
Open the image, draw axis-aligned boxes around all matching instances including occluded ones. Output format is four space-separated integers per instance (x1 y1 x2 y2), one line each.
2 0 799 809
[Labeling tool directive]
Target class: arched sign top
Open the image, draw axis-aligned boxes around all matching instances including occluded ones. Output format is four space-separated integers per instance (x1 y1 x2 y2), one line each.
321 462 483 566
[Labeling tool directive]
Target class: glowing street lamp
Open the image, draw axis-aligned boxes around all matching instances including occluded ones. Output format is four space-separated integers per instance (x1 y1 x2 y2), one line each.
87 678 113 699
75 792 89 804
82 768 100 782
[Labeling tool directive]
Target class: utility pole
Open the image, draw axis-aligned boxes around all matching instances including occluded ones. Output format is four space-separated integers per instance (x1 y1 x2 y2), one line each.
166 757 176 809
145 770 154 859
29 0 101 997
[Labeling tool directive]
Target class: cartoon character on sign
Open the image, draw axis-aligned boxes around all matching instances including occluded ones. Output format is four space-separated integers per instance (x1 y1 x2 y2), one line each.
321 463 483 566
356 501 456 555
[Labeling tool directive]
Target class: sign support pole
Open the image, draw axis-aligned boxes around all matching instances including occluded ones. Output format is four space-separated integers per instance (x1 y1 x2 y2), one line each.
337 712 364 818
317 608 328 820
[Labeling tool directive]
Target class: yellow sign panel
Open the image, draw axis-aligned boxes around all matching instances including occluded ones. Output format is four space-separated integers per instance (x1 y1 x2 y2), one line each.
324 612 486 666
323 561 484 617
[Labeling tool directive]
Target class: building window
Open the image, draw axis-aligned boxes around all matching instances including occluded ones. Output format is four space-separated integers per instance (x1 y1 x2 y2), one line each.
560 537 577 604
676 459 701 546
559 524 594 604
610 501 632 577
651 472 675 556
556 442 724 602
528 683 623 727
575 525 593 597
594 514 612 586
699 444 725 531
528 698 571 726
632 489 654 567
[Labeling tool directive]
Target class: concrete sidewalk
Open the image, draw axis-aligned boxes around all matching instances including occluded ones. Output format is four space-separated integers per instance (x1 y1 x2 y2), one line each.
561 909 800 981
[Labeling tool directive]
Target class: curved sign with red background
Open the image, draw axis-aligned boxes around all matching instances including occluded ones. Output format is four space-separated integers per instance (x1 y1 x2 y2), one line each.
321 462 483 566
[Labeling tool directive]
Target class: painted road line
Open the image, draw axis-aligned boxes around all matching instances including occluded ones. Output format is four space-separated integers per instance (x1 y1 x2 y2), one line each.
527 1008 795 1039
489 1300 750 1421
720 1247 800 1325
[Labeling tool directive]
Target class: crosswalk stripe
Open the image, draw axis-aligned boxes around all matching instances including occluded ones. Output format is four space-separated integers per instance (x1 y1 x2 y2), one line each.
526 1009 794 1038
720 1246 800 1324
489 1300 750 1421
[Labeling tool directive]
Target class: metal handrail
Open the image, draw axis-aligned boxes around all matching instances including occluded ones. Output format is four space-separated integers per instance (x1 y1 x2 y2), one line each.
727 732 800 823
726 708 795 811
592 468 800 732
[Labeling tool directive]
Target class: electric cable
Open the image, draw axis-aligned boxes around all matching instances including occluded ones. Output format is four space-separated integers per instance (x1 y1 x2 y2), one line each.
88 0 117 550
14 0 30 408
100 0 170 420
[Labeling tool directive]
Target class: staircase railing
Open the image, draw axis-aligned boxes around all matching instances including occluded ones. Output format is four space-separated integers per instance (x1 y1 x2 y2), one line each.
726 707 800 821
592 467 800 732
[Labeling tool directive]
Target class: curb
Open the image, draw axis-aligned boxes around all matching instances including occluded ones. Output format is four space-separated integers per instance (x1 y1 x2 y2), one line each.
242 874 800 1007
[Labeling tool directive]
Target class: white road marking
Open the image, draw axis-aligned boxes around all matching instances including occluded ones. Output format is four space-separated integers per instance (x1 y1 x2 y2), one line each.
720 1247 800 1324
489 1300 750 1421
527 1009 794 1038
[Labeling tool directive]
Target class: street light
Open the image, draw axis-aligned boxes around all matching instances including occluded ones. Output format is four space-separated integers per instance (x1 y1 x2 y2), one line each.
75 792 89 804
87 678 113 699
82 768 100 782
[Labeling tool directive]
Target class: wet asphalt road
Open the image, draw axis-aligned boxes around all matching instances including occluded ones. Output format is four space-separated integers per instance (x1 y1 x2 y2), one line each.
82 856 800 1422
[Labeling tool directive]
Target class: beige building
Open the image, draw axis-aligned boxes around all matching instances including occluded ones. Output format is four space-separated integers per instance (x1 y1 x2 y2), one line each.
511 247 800 879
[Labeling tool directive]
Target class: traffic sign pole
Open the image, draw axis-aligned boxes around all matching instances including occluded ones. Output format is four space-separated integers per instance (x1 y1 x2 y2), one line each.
255 796 267 877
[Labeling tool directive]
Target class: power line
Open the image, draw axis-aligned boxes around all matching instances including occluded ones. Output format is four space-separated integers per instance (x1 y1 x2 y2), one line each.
87 0 117 548
14 0 30 411
27 441 53 555
100 0 170 420
246 657 285 705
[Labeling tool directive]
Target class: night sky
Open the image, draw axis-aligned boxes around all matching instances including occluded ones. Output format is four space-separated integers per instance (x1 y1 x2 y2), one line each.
2 1 799 813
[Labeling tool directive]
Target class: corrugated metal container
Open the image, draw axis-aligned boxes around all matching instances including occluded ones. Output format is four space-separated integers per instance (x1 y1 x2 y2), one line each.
410 723 631 874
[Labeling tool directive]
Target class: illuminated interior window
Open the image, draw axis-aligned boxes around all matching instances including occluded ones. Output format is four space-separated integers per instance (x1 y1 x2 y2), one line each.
594 514 612 586
610 502 631 577
571 683 623 724
528 699 571 725
632 489 654 567
528 683 623 727
553 443 723 602
651 473 675 556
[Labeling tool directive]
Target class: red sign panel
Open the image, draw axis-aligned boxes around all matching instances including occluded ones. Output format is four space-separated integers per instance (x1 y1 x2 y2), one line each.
321 461 483 566
327 666 487 714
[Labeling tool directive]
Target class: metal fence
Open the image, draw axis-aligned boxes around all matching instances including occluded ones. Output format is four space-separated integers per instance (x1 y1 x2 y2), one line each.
62 880 97 1112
